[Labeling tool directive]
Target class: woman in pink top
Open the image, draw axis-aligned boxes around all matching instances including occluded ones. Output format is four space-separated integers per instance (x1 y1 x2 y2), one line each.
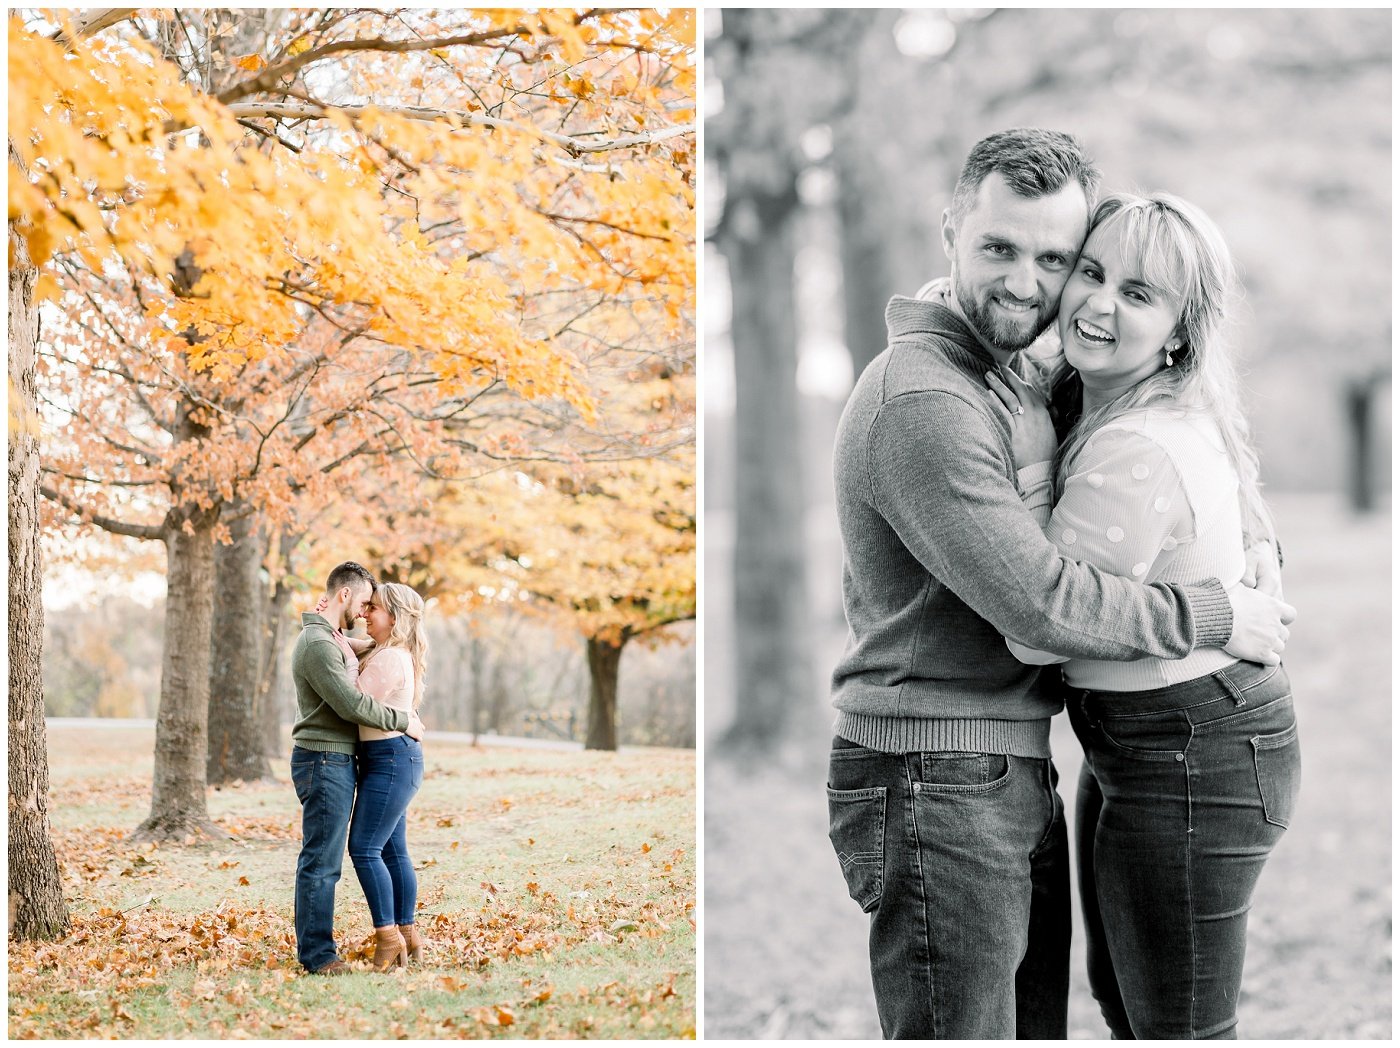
989 193 1301 1038
346 581 428 970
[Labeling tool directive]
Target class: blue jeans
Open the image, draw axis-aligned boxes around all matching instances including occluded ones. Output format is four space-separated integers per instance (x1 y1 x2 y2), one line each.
827 737 1070 1039
1067 661 1301 1039
348 736 424 928
291 746 357 971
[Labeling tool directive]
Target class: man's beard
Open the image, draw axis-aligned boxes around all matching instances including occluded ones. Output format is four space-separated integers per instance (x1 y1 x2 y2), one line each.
955 278 1052 353
342 606 358 631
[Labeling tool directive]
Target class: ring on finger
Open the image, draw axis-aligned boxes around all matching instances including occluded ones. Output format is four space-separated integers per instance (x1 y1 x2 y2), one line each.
1013 404 1024 415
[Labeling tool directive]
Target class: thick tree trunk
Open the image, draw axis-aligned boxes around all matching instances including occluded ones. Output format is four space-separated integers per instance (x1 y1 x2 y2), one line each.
717 189 813 749
584 634 626 752
835 146 900 383
8 147 72 940
207 510 273 784
258 575 293 758
130 519 227 842
257 529 298 757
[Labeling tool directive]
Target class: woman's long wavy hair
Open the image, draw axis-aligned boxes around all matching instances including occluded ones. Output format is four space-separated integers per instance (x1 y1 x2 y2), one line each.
1044 191 1275 545
360 582 429 711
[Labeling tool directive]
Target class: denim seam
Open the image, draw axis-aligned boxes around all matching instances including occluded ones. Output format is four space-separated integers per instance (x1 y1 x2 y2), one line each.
905 755 936 1038
1184 740 1198 1038
1030 759 1060 857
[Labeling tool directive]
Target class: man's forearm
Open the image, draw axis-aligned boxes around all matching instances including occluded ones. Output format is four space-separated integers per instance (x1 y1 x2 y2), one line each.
307 647 408 731
872 393 1233 659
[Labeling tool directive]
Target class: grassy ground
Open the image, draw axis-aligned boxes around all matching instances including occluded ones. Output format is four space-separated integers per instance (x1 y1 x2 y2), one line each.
10 730 695 1039
704 493 1391 1038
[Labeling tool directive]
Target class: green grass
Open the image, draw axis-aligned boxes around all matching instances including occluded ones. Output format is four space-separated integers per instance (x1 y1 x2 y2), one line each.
11 729 695 1039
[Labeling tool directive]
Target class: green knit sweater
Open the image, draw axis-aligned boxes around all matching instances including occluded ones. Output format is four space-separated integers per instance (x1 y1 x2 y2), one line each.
291 613 408 754
830 296 1234 757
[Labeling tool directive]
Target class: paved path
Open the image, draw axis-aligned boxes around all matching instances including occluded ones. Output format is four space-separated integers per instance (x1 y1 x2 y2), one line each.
44 719 668 754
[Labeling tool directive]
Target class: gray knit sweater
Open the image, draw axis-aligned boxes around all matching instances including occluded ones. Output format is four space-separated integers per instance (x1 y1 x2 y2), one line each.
830 296 1235 757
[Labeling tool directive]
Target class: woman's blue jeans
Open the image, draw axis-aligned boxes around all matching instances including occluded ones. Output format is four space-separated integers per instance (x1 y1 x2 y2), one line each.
1067 661 1302 1039
348 736 424 928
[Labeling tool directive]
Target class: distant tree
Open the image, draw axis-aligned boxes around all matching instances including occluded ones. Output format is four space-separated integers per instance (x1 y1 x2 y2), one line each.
706 10 857 748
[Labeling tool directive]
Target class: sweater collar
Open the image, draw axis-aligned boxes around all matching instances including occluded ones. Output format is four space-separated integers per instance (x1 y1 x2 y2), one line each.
884 295 1007 375
301 612 333 631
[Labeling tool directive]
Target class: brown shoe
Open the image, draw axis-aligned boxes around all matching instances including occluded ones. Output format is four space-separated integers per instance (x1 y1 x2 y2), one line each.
398 923 424 963
372 926 408 971
313 959 353 976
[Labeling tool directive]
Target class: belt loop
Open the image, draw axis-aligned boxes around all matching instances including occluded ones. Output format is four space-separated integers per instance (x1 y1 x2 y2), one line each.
1215 669 1247 708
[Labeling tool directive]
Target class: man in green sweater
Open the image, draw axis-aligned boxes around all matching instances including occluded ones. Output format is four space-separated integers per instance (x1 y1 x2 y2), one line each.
291 561 424 974
827 129 1295 1038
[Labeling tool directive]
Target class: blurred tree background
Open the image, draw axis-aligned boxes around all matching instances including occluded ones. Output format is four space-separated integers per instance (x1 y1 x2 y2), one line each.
704 8 1389 1040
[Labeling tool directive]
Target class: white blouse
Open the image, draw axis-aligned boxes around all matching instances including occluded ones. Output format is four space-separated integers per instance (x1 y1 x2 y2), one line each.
357 646 416 742
1008 406 1243 690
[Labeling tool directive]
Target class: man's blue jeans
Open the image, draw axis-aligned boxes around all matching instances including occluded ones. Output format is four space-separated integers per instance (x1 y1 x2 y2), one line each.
291 747 356 971
827 738 1070 1039
348 736 424 928
1069 661 1301 1039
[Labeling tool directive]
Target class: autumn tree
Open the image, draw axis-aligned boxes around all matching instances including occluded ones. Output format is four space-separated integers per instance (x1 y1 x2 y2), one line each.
12 8 695 841
10 139 71 940
332 289 696 752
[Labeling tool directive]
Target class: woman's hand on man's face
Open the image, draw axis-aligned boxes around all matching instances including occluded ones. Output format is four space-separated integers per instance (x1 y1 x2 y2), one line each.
985 366 1058 469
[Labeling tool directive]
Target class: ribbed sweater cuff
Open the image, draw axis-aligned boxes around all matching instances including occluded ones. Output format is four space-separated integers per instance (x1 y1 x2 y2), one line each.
833 713 1052 758
1183 577 1233 649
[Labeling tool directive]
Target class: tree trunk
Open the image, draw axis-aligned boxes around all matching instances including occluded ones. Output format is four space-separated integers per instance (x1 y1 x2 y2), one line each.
584 634 626 751
487 659 509 735
1346 377 1379 513
8 143 71 940
130 518 227 842
207 510 273 784
717 188 814 749
257 529 299 758
467 630 484 744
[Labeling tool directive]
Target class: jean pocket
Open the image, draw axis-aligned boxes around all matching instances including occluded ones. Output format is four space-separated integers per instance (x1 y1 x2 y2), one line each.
1252 723 1301 828
917 752 1010 793
827 786 886 913
1097 711 1192 761
291 760 315 802
323 751 353 766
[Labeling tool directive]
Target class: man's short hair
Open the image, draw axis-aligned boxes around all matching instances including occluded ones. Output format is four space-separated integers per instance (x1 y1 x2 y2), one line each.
950 128 1101 225
325 561 376 596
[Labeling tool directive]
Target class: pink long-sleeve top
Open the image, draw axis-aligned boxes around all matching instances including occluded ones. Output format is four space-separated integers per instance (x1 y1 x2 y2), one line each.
357 646 417 742
1009 405 1243 690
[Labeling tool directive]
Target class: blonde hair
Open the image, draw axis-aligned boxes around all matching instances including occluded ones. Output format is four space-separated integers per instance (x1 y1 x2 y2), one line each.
1046 191 1275 546
359 582 429 710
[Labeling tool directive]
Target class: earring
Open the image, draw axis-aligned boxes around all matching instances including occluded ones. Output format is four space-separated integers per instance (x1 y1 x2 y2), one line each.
1165 341 1180 367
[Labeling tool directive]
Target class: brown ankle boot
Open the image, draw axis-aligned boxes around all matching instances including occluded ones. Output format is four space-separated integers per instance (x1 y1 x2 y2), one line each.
372 926 407 971
398 923 423 962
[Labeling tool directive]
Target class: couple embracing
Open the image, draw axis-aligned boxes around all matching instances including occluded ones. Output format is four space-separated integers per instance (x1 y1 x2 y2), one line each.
829 129 1302 1039
290 561 431 975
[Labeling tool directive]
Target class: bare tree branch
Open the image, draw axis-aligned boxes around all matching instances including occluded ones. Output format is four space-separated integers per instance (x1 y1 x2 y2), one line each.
220 101 694 157
41 484 164 540
51 8 137 48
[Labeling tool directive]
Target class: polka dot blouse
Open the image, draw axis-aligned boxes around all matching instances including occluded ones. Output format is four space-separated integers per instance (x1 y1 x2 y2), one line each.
1009 406 1246 691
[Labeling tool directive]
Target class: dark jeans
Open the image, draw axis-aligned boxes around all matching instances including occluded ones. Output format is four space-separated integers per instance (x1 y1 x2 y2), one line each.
827 737 1070 1039
291 746 357 971
348 735 424 928
1067 661 1301 1039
